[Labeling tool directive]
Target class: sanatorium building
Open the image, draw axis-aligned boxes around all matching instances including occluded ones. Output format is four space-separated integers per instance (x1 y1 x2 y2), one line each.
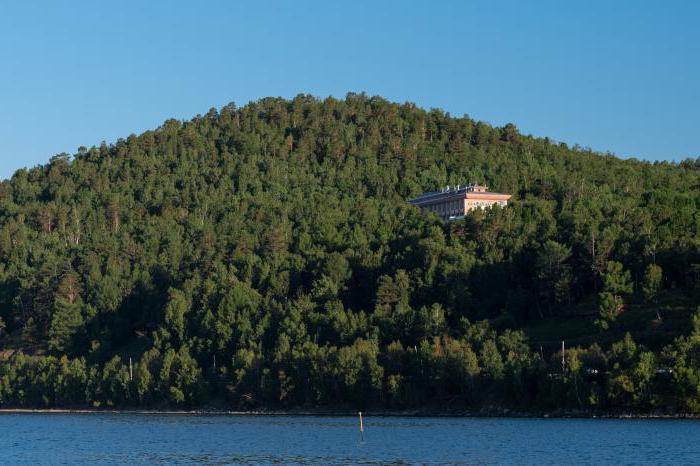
409 183 511 221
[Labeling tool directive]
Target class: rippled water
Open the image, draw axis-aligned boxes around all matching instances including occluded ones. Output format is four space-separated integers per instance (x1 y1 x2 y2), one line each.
0 413 698 464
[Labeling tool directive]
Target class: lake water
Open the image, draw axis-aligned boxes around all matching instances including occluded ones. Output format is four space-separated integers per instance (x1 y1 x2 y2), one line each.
0 414 698 465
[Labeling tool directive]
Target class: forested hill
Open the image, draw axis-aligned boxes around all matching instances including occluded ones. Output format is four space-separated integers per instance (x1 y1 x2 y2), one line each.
1 94 700 412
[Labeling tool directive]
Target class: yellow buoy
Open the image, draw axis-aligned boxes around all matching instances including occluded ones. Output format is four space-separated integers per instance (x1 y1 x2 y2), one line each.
359 411 364 441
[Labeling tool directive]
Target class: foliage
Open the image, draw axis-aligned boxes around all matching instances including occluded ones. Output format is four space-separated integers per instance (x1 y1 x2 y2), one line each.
0 94 699 412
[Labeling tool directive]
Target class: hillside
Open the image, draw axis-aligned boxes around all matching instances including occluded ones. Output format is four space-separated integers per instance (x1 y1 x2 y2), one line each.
0 94 699 412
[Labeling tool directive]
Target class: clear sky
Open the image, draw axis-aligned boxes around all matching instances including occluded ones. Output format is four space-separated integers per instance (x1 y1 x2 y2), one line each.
0 0 698 179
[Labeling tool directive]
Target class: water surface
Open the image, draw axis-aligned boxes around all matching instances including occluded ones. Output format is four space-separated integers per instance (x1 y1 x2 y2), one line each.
0 414 697 464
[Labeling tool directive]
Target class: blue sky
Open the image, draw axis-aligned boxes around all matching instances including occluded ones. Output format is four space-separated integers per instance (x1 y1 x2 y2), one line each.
0 0 698 179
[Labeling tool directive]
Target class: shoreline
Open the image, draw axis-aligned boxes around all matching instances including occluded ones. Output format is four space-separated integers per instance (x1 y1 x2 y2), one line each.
0 408 698 419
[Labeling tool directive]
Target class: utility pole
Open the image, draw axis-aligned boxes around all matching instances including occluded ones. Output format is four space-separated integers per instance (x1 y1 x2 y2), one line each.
561 340 565 371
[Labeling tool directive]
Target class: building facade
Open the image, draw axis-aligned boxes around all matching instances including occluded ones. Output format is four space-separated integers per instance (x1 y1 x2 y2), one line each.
409 183 511 221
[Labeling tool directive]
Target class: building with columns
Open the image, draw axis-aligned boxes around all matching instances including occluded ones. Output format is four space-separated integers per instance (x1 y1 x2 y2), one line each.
409 183 511 221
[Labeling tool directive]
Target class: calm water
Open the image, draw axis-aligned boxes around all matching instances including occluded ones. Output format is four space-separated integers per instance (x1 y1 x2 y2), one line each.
0 414 698 465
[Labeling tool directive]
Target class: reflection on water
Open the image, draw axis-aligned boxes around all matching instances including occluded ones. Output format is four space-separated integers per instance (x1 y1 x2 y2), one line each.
0 414 698 465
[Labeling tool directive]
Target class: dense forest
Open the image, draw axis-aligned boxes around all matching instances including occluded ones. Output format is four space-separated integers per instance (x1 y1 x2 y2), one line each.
1 94 699 413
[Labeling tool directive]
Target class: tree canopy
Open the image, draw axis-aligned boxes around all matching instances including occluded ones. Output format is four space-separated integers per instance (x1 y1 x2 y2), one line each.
0 94 699 412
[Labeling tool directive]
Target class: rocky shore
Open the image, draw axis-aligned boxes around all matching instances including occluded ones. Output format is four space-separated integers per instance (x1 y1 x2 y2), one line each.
0 407 698 419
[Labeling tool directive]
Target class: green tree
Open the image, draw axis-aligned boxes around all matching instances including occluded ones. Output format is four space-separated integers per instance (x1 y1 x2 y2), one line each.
163 288 190 345
48 300 84 353
596 261 633 329
100 356 130 407
534 240 572 315
480 339 504 380
642 263 663 310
